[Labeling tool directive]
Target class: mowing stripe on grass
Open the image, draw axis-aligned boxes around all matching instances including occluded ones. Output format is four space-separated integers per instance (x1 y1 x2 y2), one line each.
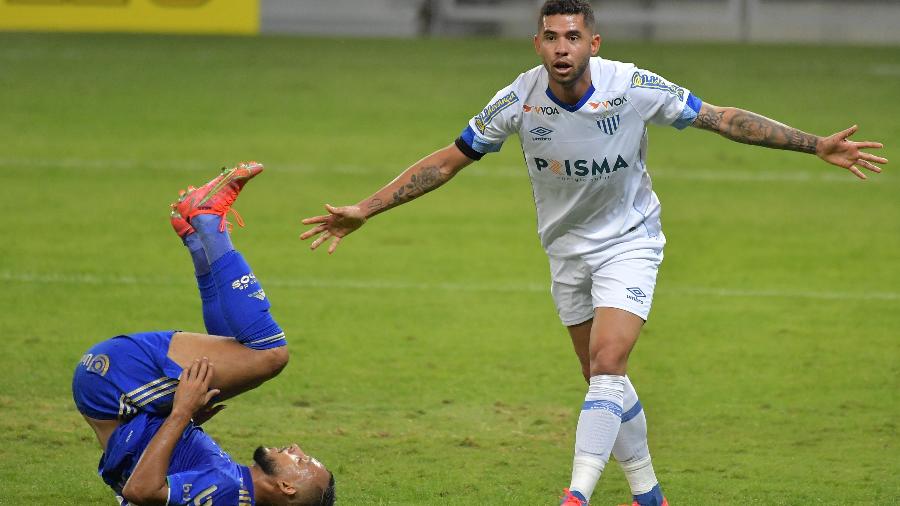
3 270 897 301
0 157 888 184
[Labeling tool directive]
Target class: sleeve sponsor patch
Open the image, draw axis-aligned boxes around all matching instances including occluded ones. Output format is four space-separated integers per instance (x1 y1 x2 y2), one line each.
474 91 518 133
630 72 684 100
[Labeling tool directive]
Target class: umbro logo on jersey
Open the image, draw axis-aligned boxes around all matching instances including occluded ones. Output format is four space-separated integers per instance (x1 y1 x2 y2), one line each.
529 126 553 140
534 155 629 177
597 114 621 135
523 104 560 115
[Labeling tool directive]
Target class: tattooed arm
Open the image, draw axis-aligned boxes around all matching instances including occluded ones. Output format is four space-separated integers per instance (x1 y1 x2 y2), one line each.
692 102 887 179
300 143 473 253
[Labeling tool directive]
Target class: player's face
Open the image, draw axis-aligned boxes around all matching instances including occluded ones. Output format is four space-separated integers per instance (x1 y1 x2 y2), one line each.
258 444 332 503
533 14 601 88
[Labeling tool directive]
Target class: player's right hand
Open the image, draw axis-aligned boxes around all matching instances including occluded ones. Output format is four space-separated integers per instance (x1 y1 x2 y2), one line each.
172 358 220 419
300 204 367 254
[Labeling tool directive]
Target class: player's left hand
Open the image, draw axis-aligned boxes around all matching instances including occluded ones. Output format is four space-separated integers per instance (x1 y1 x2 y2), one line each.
816 125 888 179
172 358 220 420
192 403 226 426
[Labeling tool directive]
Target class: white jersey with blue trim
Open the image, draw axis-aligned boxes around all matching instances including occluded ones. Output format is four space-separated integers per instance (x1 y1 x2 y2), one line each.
457 57 701 258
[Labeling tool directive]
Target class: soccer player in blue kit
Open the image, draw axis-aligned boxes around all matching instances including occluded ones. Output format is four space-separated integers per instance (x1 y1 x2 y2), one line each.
73 163 335 506
299 1 888 504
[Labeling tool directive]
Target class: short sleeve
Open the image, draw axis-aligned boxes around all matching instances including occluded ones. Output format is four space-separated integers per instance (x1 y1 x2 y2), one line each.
166 468 241 506
627 69 702 130
455 84 522 160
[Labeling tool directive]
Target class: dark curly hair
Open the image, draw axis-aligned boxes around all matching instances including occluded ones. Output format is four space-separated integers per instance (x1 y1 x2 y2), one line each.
539 0 595 31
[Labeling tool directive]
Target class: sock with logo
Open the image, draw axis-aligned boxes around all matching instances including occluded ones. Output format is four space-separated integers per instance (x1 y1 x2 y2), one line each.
569 374 626 500
613 376 664 506
194 216 285 350
183 233 232 337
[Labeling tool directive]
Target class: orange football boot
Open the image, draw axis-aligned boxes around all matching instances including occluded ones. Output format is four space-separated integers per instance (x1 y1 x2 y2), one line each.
560 488 588 506
175 161 264 232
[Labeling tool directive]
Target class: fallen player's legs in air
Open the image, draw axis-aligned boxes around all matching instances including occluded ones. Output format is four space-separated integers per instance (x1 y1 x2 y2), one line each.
73 162 289 448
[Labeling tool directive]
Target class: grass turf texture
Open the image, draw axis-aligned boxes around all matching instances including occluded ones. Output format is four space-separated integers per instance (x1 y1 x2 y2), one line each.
0 33 898 505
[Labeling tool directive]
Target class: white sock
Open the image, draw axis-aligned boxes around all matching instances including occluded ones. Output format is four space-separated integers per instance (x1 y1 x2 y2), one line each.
569 374 625 499
613 375 659 495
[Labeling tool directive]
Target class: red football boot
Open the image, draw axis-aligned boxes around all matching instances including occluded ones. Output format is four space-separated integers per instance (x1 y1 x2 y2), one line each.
560 488 588 506
170 208 195 239
175 161 264 232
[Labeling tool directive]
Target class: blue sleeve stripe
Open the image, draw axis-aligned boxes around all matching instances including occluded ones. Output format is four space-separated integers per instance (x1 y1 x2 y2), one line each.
460 125 502 154
672 93 702 130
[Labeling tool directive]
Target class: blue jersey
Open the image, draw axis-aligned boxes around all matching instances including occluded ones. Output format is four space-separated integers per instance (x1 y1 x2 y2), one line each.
73 331 183 420
101 411 254 506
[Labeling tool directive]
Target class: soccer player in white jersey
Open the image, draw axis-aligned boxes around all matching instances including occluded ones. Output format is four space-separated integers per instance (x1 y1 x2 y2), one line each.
300 1 887 504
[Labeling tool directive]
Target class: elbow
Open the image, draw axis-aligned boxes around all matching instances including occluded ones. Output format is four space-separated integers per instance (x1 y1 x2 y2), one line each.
121 482 166 506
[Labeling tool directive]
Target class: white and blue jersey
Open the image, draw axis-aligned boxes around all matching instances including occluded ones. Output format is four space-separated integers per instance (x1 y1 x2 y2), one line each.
73 331 183 421
455 57 701 259
100 411 254 506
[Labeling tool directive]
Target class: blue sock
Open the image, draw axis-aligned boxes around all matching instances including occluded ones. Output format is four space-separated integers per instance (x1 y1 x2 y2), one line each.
183 233 232 335
183 233 210 277
192 214 234 266
633 484 664 506
209 250 286 350
196 271 233 336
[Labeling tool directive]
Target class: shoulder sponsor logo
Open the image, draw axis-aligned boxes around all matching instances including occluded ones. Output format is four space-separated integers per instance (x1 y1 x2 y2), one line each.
596 114 620 135
523 104 560 115
588 95 628 110
534 155 629 178
528 126 553 141
474 91 519 134
80 353 111 376
630 71 684 100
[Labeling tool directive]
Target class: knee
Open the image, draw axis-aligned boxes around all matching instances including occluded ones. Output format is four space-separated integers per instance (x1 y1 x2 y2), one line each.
588 345 630 376
260 346 289 379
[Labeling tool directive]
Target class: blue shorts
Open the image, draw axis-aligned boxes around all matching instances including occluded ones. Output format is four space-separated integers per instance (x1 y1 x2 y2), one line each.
72 331 183 421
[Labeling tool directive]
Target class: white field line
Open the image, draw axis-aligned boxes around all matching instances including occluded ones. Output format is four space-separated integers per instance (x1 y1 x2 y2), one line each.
2 271 897 301
0 157 886 184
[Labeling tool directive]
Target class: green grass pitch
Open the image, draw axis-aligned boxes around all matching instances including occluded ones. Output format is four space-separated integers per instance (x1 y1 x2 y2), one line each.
0 33 897 504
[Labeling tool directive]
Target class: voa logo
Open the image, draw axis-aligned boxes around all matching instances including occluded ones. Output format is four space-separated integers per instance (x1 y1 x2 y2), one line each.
523 104 560 116
534 155 629 176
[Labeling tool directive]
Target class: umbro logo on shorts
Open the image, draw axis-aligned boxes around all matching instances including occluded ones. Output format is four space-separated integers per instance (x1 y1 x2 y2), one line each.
626 287 646 304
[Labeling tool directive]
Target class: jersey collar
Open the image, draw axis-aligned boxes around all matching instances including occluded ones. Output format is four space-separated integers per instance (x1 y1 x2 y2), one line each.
545 83 595 112
241 465 256 504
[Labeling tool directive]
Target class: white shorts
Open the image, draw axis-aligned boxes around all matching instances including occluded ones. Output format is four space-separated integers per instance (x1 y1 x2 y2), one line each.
549 247 663 325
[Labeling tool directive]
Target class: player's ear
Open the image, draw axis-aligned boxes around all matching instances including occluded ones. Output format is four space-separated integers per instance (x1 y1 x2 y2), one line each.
533 33 541 54
278 480 297 496
591 33 602 55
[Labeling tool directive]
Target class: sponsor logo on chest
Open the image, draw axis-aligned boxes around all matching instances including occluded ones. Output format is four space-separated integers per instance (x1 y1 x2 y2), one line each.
534 155 629 178
523 103 560 116
588 95 628 111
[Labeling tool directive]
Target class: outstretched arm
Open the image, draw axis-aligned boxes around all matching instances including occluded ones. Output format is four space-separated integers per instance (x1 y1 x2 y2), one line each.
692 102 887 179
300 143 474 253
121 359 219 506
